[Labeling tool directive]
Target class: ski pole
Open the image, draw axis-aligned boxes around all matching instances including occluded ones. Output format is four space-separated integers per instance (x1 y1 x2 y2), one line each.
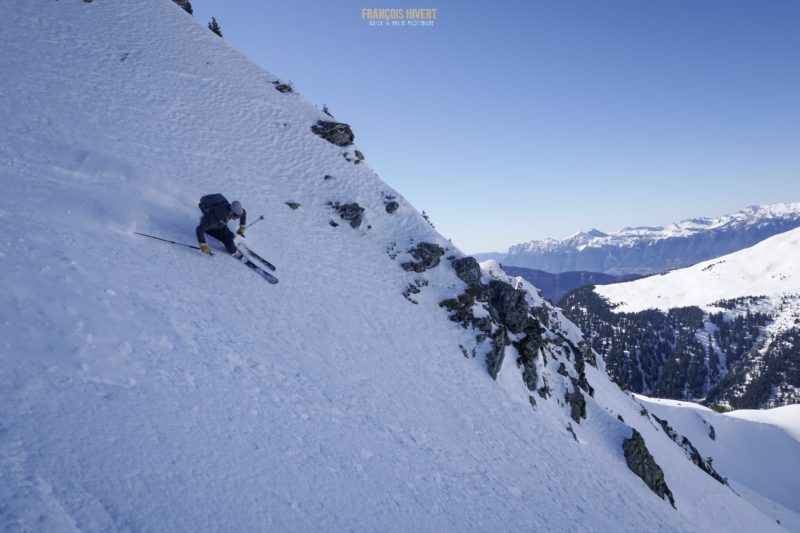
134 231 206 251
246 215 264 229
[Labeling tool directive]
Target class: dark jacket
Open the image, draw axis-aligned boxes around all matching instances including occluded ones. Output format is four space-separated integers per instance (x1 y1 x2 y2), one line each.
196 202 247 244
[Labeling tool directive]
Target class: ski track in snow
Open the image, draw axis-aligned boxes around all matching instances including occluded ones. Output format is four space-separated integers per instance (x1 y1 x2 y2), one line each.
0 1 796 531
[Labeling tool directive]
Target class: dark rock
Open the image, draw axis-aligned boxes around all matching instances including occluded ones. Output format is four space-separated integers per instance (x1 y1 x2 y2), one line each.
565 383 587 423
521 363 538 391
328 202 364 228
622 429 676 508
385 201 399 214
514 329 544 392
472 315 493 335
529 396 537 410
579 340 597 367
403 279 429 304
324 174 333 180
401 243 444 273
439 291 477 329
452 257 482 289
533 306 551 328
652 415 678 441
536 376 551 400
577 373 595 397
708 424 716 441
311 120 354 146
329 220 339 227
285 202 301 210
680 437 727 485
486 327 508 379
488 280 531 333
566 423 578 441
538 384 551 400
617 414 625 423
459 344 475 358
354 150 364 161
273 81 293 93
557 362 569 376
654 414 727 485
403 284 421 304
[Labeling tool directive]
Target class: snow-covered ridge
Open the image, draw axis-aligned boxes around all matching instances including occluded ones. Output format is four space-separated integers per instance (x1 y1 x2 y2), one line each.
484 202 800 276
514 203 800 253
595 227 800 313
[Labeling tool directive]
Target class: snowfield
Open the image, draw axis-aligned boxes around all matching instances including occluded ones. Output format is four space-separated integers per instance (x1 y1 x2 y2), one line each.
595 227 800 313
637 397 800 529
0 1 796 531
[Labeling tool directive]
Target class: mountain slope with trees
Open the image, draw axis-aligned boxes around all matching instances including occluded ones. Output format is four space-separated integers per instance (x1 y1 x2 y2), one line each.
561 228 800 409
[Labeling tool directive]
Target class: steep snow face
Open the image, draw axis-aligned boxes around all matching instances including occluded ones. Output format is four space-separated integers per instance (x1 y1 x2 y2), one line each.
0 1 793 531
484 203 800 275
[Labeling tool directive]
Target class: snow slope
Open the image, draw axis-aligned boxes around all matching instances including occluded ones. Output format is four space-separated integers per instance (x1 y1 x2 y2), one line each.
595 227 800 313
638 397 800 529
0 1 795 531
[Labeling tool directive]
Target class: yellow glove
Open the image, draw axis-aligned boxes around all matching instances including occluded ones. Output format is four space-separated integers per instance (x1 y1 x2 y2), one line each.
237 225 246 237
200 243 211 254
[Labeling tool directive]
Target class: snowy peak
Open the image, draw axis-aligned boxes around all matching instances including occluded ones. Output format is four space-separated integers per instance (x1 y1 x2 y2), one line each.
521 202 800 251
497 202 800 275
565 228 609 241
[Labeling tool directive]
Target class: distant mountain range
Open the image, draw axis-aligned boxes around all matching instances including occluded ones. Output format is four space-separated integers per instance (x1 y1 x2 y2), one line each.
560 227 800 409
478 203 800 276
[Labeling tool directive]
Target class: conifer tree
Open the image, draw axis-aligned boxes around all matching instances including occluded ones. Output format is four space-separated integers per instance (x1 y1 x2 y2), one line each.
172 0 193 15
208 17 223 38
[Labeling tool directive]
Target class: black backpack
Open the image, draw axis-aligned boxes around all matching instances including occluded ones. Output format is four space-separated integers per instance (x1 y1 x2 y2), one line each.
199 193 229 215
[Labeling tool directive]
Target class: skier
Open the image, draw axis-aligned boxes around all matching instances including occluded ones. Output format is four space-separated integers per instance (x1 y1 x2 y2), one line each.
196 193 247 256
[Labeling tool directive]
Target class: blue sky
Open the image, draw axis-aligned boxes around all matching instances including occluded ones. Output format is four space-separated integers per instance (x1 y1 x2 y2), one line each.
191 0 800 253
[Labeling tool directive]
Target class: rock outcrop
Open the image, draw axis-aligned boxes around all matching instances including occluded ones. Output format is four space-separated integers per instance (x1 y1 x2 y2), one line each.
565 381 587 423
652 415 727 485
328 202 364 228
401 243 445 273
622 429 676 508
311 120 354 146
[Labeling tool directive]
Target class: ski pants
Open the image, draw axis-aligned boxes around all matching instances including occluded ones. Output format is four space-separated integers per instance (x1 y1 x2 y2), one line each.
206 227 237 254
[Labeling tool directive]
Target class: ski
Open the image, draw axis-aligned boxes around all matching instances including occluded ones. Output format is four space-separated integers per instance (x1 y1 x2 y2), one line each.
234 254 278 284
239 243 276 271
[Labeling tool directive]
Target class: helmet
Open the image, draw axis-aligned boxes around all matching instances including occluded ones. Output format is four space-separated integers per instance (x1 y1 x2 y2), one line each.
230 200 244 217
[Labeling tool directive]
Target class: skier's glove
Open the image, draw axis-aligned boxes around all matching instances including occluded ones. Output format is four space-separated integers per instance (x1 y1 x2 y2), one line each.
237 225 246 237
200 243 211 254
